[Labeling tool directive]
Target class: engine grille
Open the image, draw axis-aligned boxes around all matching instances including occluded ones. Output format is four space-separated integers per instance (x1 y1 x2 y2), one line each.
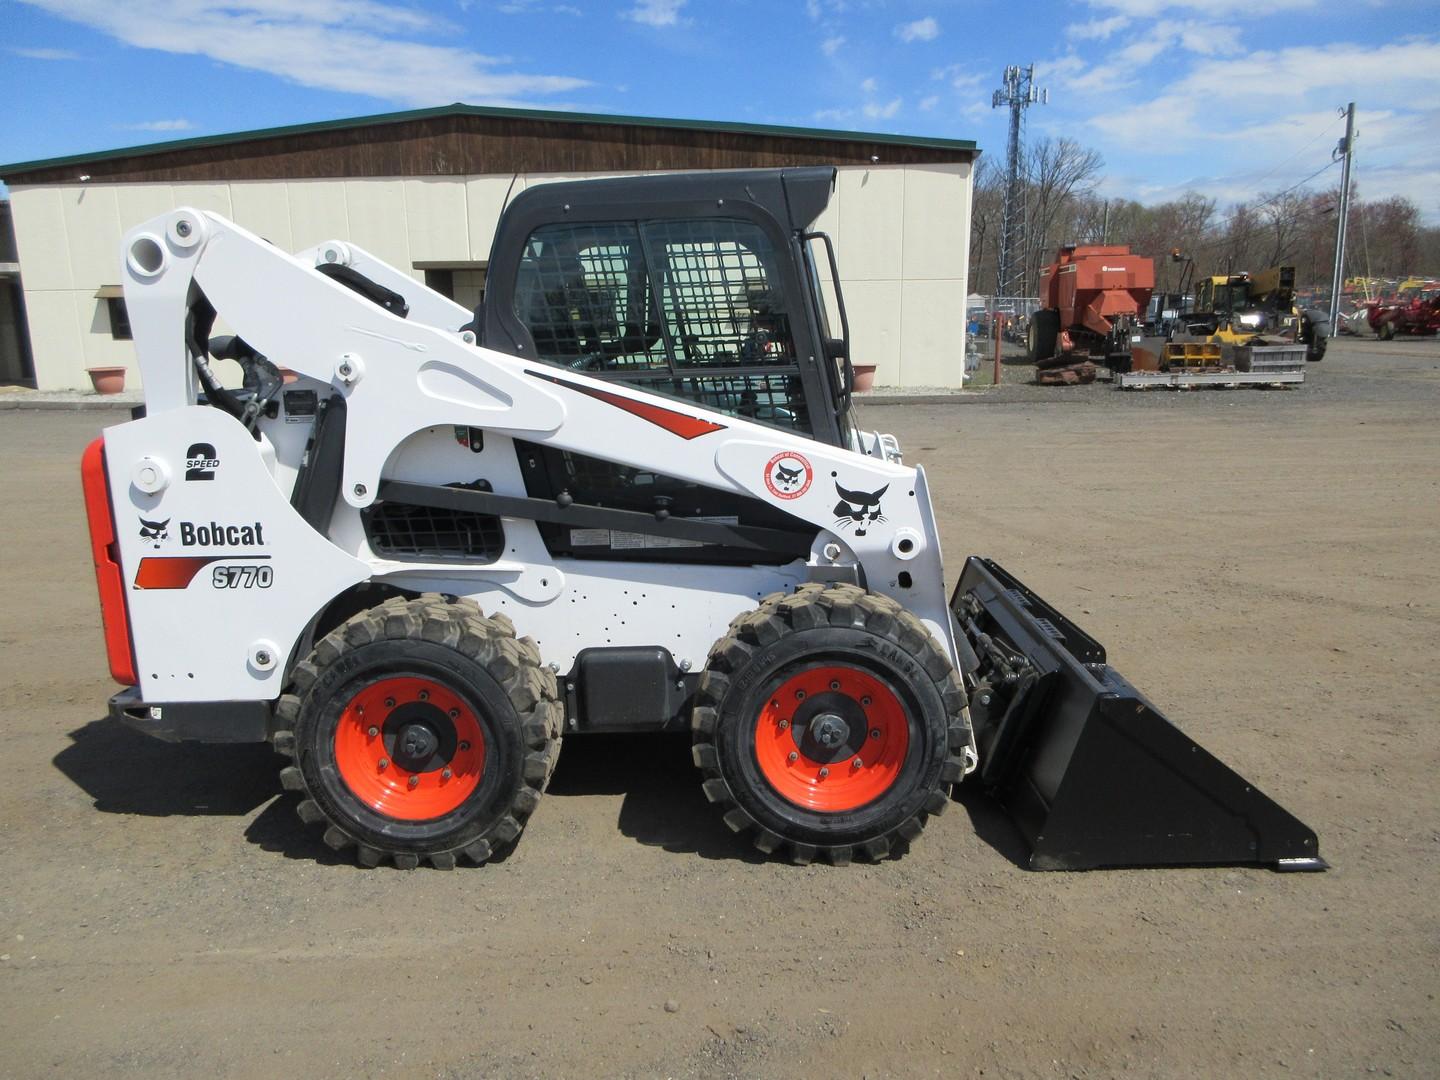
363 484 504 561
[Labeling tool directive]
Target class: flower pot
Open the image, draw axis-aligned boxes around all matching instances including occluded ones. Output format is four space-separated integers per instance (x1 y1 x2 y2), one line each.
852 364 877 393
86 366 127 395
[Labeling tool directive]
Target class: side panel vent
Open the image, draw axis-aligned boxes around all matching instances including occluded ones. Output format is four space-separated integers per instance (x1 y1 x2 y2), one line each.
363 481 504 562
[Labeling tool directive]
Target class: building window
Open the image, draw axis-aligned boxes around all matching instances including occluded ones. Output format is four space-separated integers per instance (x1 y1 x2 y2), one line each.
94 286 131 340
107 298 132 340
416 262 487 314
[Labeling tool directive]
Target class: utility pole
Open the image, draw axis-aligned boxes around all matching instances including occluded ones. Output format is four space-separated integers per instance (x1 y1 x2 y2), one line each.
1327 102 1357 330
992 64 1047 299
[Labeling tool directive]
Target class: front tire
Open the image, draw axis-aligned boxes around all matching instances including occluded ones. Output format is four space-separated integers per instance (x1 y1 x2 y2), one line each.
691 584 970 865
273 594 562 868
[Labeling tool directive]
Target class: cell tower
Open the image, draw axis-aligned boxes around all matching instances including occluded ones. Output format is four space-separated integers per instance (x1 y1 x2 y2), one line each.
991 64 1047 298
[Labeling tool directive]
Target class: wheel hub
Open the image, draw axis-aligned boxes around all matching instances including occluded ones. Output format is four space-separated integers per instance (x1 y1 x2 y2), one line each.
793 692 868 764
394 717 441 770
753 665 911 812
809 712 849 750
333 676 486 821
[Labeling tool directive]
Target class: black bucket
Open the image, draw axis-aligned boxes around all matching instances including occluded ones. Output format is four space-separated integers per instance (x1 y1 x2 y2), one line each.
951 557 1325 872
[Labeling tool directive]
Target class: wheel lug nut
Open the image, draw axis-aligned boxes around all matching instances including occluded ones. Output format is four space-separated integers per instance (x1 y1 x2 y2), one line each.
787 751 798 763
418 690 429 701
459 741 471 751
408 775 419 788
829 680 840 691
794 689 806 701
378 758 389 770
852 757 863 768
367 726 379 737
384 697 396 708
861 696 872 707
442 767 453 780
818 767 829 779
449 708 459 719
870 728 881 739
777 718 789 731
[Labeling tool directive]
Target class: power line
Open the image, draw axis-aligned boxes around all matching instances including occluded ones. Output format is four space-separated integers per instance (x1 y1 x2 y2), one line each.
1226 113 1346 196
1254 157 1340 210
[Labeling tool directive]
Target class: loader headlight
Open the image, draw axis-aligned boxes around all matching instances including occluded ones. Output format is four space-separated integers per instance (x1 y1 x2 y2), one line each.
1238 313 1262 328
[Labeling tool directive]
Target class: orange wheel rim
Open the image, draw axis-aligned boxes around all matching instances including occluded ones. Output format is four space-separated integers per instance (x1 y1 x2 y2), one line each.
753 664 909 812
333 676 485 821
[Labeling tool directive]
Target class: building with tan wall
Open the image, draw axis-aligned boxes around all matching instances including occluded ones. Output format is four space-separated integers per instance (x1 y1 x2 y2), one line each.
0 105 976 391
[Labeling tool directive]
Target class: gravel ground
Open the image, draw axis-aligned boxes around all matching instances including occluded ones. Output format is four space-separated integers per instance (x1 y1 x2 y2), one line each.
1 335 1437 1079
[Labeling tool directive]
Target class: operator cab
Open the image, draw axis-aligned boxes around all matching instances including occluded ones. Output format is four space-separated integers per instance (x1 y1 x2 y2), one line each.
479 167 862 450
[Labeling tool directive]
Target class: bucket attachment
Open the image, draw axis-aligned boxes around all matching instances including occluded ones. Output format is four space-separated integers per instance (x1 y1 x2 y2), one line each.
951 557 1325 872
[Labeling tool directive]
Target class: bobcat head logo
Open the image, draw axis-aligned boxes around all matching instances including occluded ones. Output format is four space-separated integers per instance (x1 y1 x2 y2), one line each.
833 483 888 536
764 451 812 499
773 461 804 490
138 517 170 548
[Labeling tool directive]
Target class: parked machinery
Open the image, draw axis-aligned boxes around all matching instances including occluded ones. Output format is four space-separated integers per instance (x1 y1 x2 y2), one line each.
1182 264 1328 363
81 169 1325 872
1028 245 1154 385
1363 287 1440 339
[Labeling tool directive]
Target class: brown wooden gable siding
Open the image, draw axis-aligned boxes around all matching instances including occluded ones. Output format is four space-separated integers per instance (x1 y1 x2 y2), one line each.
5 114 973 185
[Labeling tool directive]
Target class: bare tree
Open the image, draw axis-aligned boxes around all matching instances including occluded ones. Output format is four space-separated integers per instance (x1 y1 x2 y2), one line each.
967 159 1004 294
1021 136 1103 291
1258 189 1308 267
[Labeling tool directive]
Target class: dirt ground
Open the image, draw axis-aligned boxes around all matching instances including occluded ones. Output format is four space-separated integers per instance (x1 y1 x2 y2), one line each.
2 336 1437 1079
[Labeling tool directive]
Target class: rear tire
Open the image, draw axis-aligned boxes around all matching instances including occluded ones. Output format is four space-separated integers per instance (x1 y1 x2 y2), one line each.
272 594 562 868
1028 309 1060 363
691 583 970 865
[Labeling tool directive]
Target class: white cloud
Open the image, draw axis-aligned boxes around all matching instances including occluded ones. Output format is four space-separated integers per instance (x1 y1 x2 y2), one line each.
16 0 591 108
860 76 878 94
1048 20 1246 96
1034 54 1087 82
863 97 902 119
1067 15 1128 40
806 0 847 20
9 45 81 59
118 119 195 131
623 0 686 27
1085 0 1312 13
821 35 845 57
931 63 984 90
919 95 940 111
895 16 939 43
1084 39 1440 219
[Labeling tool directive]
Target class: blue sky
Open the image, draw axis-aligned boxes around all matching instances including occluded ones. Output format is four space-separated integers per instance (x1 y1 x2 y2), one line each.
3 1 1437 222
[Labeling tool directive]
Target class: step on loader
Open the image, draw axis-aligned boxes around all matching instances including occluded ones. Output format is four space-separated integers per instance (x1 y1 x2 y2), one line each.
81 168 1325 871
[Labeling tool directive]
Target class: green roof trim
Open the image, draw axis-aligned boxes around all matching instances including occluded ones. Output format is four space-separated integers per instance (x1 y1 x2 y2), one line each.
0 102 977 178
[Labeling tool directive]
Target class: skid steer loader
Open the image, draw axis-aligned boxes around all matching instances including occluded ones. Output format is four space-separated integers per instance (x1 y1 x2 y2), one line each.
81 168 1324 871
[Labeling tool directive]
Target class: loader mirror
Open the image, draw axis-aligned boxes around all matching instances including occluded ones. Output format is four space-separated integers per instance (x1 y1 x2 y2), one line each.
823 337 847 361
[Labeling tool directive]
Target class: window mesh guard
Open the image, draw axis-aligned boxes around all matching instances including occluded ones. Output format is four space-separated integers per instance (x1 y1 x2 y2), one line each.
513 218 809 432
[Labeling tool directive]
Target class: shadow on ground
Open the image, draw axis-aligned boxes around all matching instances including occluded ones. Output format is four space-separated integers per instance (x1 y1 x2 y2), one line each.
53 717 279 816
53 719 1022 869
548 733 764 864
953 783 1032 870
243 795 356 865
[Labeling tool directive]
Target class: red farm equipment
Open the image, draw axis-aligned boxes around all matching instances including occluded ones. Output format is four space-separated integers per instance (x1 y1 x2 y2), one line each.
1030 245 1155 384
1364 291 1440 339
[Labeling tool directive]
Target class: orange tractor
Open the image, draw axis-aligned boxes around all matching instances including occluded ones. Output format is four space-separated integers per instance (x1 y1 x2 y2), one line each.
1029 245 1154 384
